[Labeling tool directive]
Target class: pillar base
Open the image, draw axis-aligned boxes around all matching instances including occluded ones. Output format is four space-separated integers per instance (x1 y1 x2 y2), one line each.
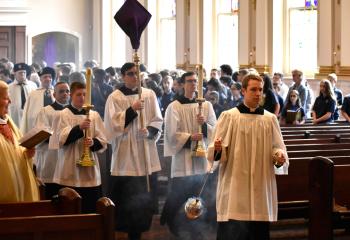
315 65 350 80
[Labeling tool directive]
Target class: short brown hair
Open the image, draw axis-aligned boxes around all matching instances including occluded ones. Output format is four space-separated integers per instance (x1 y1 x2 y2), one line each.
70 81 86 94
292 69 303 77
241 73 264 89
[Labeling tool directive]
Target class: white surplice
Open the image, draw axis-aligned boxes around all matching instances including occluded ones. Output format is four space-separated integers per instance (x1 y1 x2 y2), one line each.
50 108 107 187
20 88 55 134
34 104 61 183
207 108 289 222
104 87 163 176
164 100 217 178
8 79 37 127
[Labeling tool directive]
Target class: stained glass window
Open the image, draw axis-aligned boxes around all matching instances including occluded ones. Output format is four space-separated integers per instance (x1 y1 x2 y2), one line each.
305 0 318 9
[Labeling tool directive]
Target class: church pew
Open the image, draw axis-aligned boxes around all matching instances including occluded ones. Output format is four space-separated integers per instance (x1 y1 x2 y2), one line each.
281 121 350 128
281 125 350 130
282 129 350 136
286 143 350 151
303 120 348 124
277 156 350 220
0 187 81 217
284 137 350 145
287 149 350 158
0 197 115 240
277 158 310 219
283 133 350 140
309 157 350 240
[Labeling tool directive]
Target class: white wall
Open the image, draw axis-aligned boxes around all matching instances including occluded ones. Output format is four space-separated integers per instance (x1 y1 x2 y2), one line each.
26 0 96 69
0 0 100 69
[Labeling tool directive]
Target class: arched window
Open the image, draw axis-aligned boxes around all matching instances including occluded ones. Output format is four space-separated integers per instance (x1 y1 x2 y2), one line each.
32 32 79 67
216 0 238 69
287 0 318 76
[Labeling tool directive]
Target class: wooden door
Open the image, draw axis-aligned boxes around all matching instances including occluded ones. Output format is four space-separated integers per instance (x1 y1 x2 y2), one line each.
0 26 26 63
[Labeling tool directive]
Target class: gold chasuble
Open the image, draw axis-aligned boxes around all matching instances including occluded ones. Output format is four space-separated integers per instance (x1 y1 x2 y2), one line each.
0 115 39 202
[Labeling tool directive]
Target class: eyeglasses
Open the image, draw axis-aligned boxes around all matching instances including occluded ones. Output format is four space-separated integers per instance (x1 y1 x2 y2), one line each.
58 89 70 94
185 79 197 83
126 71 137 77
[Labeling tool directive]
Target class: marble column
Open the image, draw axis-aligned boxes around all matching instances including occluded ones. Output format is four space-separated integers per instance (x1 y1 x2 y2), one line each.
315 0 334 79
176 0 203 71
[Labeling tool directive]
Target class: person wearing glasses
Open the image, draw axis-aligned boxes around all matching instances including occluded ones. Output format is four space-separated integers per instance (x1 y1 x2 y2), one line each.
161 71 217 239
104 62 163 240
34 82 70 199
280 90 305 125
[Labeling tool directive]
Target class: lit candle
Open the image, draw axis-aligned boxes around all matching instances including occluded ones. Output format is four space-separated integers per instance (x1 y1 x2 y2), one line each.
197 64 203 98
85 68 92 105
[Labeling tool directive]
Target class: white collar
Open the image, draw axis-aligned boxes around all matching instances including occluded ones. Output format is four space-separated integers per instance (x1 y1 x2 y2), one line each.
71 103 83 111
243 102 259 112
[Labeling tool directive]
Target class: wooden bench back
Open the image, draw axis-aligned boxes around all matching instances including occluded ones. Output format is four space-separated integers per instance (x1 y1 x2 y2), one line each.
284 137 350 145
286 143 350 151
0 197 114 240
282 129 350 136
308 157 350 240
0 187 81 217
283 133 350 140
287 149 350 158
281 125 350 130
277 156 350 220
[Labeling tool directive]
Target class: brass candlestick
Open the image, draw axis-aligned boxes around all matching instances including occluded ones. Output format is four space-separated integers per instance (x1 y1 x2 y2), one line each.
192 97 206 158
192 64 206 158
77 104 95 167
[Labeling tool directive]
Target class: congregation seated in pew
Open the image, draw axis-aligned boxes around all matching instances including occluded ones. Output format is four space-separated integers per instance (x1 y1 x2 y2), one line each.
341 94 350 122
280 89 305 125
312 79 337 124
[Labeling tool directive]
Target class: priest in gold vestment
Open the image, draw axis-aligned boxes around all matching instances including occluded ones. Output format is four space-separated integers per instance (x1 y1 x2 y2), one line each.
0 81 39 202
